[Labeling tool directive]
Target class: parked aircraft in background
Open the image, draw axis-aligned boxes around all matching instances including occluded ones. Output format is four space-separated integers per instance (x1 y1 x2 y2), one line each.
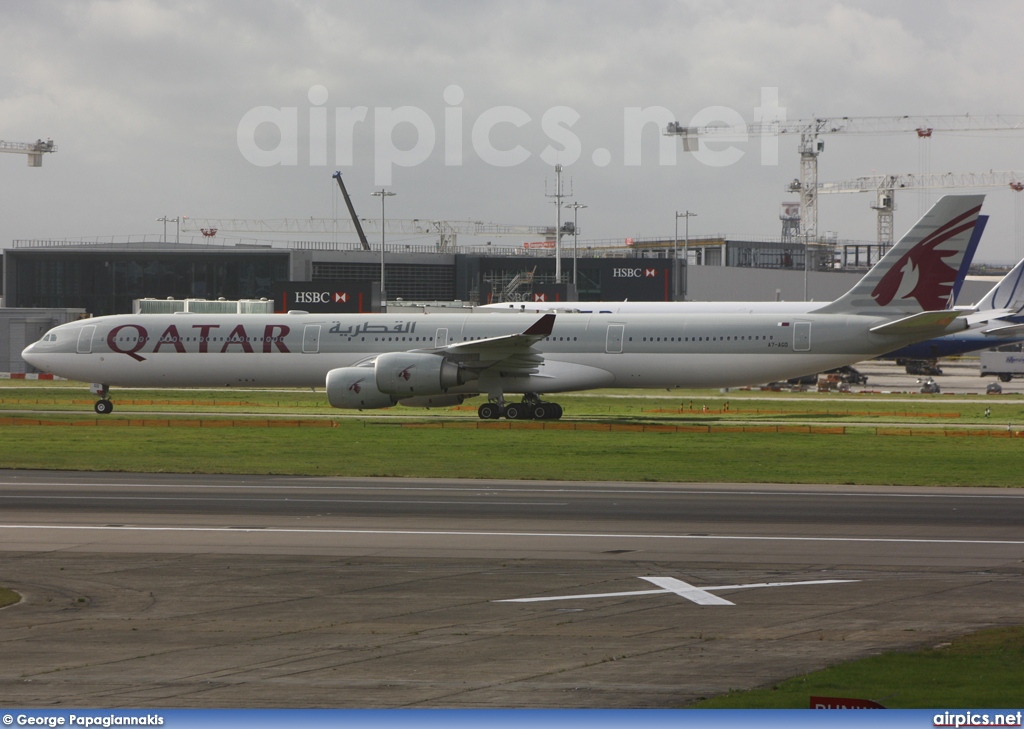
479 215 985 317
484 213 1024 373
22 196 983 420
884 254 1024 367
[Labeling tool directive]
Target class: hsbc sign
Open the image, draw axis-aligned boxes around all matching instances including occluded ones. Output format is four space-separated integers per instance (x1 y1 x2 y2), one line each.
595 260 670 301
613 268 658 278
274 280 378 313
294 291 348 305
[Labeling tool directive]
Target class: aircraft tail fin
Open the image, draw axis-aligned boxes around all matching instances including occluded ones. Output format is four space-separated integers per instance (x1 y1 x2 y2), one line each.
975 251 1024 313
813 195 984 316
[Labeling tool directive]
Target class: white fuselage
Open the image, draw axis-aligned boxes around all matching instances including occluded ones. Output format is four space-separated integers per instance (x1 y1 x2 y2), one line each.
24 310 935 394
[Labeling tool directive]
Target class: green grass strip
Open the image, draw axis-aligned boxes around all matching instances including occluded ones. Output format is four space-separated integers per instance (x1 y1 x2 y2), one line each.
0 588 21 609
2 422 1023 485
689 625 1024 708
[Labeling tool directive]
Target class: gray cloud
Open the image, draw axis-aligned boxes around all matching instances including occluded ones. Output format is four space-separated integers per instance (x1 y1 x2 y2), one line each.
2 0 1023 263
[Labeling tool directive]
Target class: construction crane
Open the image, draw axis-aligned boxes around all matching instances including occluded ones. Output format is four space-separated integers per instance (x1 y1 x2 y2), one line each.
332 171 372 251
181 216 556 253
816 170 1024 248
666 115 1024 239
0 138 56 166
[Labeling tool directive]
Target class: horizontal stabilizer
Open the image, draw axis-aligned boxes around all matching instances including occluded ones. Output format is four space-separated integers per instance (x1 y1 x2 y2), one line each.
963 307 1016 326
981 322 1024 337
869 309 966 335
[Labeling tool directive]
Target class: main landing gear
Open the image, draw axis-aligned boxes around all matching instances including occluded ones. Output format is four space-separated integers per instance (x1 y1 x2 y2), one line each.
91 383 114 415
477 393 563 420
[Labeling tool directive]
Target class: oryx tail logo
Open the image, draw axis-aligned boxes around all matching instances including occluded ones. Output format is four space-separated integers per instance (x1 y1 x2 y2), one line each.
348 378 364 394
399 366 414 381
871 206 980 311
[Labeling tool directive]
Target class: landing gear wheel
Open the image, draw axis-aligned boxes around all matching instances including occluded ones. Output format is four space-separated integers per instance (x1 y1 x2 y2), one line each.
478 402 501 420
94 399 114 415
528 402 563 420
504 403 530 420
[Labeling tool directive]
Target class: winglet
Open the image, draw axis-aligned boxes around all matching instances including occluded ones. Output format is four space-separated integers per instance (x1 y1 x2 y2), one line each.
522 313 556 337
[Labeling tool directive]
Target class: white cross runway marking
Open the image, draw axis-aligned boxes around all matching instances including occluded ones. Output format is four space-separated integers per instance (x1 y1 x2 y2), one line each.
496 576 859 606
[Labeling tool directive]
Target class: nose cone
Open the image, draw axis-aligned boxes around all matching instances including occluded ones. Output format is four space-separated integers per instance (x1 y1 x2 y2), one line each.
22 341 44 369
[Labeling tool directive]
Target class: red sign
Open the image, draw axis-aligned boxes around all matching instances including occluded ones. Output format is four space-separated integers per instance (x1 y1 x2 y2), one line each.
334 292 348 303
625 238 634 247
524 241 555 249
644 268 657 278
533 293 547 302
810 696 885 709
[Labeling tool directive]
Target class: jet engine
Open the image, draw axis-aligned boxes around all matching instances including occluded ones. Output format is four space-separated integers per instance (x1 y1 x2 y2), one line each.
374 352 476 396
325 367 397 410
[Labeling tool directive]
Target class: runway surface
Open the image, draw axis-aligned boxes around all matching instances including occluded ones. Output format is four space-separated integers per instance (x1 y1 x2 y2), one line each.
1 471 1022 707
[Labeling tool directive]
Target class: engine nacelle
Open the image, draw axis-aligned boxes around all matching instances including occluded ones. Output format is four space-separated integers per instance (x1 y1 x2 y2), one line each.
325 367 397 410
398 393 476 408
374 352 476 396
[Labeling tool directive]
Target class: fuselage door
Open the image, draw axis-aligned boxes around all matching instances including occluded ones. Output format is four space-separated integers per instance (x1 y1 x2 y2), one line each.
302 324 321 353
76 325 96 354
794 321 811 352
606 324 624 354
435 328 449 348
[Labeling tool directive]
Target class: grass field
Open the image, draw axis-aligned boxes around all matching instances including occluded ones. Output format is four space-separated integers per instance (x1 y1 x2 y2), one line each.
3 419 1024 485
2 382 1024 484
689 625 1024 708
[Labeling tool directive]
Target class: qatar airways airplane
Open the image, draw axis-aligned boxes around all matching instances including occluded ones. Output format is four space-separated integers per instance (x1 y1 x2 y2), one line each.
22 195 983 420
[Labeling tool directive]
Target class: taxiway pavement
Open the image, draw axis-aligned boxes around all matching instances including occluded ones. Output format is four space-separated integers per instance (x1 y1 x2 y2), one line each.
1 471 1022 707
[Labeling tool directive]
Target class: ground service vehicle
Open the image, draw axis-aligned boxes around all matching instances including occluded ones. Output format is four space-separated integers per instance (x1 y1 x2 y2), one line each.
980 343 1024 382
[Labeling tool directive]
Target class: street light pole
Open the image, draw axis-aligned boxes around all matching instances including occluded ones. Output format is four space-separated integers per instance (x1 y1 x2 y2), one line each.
564 202 587 288
370 189 396 306
675 210 696 300
157 216 180 244
157 216 171 243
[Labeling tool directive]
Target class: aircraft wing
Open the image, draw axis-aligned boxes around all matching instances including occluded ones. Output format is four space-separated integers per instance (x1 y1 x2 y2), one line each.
438 313 555 374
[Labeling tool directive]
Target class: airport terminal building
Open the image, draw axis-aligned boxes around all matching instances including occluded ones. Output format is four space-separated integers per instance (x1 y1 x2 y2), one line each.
3 233 883 316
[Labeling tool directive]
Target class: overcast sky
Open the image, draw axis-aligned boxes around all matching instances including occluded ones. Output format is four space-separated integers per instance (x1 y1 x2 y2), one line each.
3 0 1024 263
